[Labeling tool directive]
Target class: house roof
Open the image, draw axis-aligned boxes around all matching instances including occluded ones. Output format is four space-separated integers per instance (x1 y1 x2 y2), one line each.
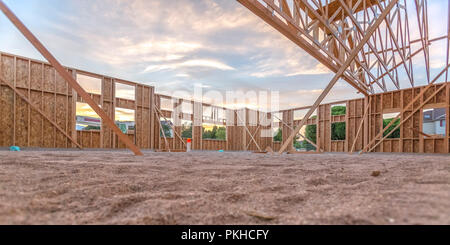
423 108 446 123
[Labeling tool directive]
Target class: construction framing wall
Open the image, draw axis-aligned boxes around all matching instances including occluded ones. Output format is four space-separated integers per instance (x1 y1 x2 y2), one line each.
0 52 155 150
1 51 449 153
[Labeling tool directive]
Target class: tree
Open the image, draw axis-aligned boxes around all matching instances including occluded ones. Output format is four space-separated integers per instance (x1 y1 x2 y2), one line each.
273 128 282 142
331 122 346 140
331 106 346 140
181 125 192 138
216 127 227 140
383 118 400 138
202 125 226 140
160 122 172 138
305 124 316 144
331 105 346 115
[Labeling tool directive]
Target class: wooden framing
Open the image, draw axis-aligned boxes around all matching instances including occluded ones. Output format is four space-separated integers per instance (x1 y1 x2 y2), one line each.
1 0 449 155
1 50 449 154
276 0 399 153
0 1 142 155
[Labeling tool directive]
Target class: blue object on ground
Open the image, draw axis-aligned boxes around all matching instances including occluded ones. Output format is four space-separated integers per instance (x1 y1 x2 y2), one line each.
10 146 21 152
218 150 224 152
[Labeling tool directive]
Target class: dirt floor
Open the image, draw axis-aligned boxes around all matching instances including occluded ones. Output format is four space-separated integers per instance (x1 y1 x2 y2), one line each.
0 150 449 225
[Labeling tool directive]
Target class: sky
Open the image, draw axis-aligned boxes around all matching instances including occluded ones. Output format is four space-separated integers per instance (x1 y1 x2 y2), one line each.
0 0 449 114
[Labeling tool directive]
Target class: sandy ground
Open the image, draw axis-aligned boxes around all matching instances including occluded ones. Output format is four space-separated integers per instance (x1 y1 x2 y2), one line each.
0 150 449 225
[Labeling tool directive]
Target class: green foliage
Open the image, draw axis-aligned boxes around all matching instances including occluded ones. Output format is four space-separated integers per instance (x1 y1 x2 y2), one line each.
160 122 172 138
331 122 346 140
305 125 317 144
83 125 100 131
273 128 282 142
216 127 227 140
383 118 400 138
331 106 346 116
181 125 192 139
202 126 226 140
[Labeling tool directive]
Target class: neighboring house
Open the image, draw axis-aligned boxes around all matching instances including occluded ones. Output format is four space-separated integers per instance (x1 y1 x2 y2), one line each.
423 108 446 136
76 115 134 131
76 115 101 130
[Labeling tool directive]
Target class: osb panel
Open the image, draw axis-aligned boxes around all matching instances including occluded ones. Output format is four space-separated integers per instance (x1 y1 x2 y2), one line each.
42 92 55 148
43 65 55 92
403 139 413 153
403 89 412 108
91 131 101 148
413 139 420 153
393 91 401 108
78 131 101 148
392 139 400 152
382 140 391 152
331 141 345 152
413 88 421 108
1 55 14 83
55 71 67 94
434 138 446 153
375 95 382 113
382 139 400 152
0 86 14 146
424 139 434 153
202 139 226 151
15 89 29 146
403 111 414 138
16 58 29 89
382 93 392 109
29 91 43 147
67 95 74 147
30 61 43 90
116 134 135 149
55 95 67 148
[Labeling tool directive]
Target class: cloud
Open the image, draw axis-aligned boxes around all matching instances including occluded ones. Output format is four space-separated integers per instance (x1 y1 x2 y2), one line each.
143 59 235 73
6 0 428 110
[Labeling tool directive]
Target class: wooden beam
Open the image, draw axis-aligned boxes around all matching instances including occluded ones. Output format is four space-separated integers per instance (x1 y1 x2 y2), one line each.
245 124 261 150
0 1 143 155
237 0 370 96
362 64 450 153
0 76 83 149
272 113 321 152
155 106 187 150
366 83 447 153
349 97 371 153
278 0 398 154
407 127 432 138
154 107 170 152
236 110 262 152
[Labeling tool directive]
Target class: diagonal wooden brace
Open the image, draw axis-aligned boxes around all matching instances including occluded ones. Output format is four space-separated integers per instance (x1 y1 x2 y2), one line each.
278 0 399 154
0 1 143 155
0 76 83 149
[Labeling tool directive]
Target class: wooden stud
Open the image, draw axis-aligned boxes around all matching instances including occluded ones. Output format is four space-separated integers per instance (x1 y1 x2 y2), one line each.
0 1 143 156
